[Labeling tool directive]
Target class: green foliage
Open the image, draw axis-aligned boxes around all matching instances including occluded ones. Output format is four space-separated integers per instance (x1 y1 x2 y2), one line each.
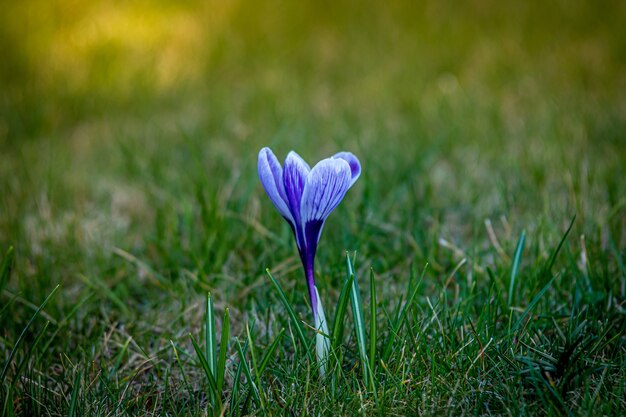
1 0 625 415
346 253 372 390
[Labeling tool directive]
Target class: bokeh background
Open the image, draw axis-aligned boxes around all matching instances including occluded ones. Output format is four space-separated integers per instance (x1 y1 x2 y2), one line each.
1 1 626 414
1 0 625 340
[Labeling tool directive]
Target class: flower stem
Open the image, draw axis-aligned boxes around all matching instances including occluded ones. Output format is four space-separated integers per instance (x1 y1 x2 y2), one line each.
302 253 329 375
304 256 318 321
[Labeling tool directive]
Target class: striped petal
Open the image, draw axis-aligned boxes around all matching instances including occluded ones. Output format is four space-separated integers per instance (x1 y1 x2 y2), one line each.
282 151 310 226
300 158 352 249
258 147 293 224
332 152 361 188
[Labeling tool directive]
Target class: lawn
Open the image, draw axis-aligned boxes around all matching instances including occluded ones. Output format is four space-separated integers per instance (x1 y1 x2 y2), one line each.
1 1 625 415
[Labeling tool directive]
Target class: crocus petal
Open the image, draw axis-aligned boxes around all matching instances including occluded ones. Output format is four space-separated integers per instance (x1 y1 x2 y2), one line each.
300 158 352 248
282 151 310 224
332 152 361 187
258 147 293 224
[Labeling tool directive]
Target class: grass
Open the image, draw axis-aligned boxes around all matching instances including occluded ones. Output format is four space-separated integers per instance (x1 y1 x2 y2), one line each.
1 0 625 415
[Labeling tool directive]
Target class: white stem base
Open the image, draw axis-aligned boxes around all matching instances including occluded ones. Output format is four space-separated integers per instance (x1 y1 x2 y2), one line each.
314 285 330 375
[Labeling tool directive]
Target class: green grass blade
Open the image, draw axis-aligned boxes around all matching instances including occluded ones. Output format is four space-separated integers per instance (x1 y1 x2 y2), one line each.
544 215 576 276
258 328 285 376
206 292 217 376
230 338 248 416
1 284 60 384
3 385 14 417
110 336 132 377
369 267 377 379
189 333 222 412
217 307 230 394
266 268 313 361
382 263 428 362
0 246 14 293
67 369 82 417
170 340 192 393
40 293 93 358
234 337 262 408
329 271 353 395
511 275 557 335
346 252 369 387
509 218 575 338
245 323 262 398
331 273 354 351
508 230 526 306
12 320 50 391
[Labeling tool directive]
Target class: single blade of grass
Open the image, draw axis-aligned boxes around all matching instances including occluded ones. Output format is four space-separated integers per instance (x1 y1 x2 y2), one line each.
266 268 313 361
331 272 354 351
369 267 377 379
206 292 217 376
234 337 262 409
169 340 191 393
217 307 230 394
3 385 14 417
1 284 60 384
346 252 369 387
245 323 262 401
67 369 82 417
189 333 222 412
544 215 576 277
110 336 132 377
508 230 526 306
230 337 248 416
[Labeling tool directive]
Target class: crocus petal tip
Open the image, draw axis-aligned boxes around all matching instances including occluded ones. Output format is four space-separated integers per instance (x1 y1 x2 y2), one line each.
332 151 361 187
257 147 294 224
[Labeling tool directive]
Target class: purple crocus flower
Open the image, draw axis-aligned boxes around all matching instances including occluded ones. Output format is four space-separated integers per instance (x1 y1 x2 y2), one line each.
258 147 361 367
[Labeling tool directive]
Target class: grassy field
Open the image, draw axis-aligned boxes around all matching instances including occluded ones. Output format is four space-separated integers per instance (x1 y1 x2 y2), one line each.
1 0 625 415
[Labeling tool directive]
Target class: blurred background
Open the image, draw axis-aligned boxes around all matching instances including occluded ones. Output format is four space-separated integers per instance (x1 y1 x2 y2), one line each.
1 0 625 300
2 3 625 414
